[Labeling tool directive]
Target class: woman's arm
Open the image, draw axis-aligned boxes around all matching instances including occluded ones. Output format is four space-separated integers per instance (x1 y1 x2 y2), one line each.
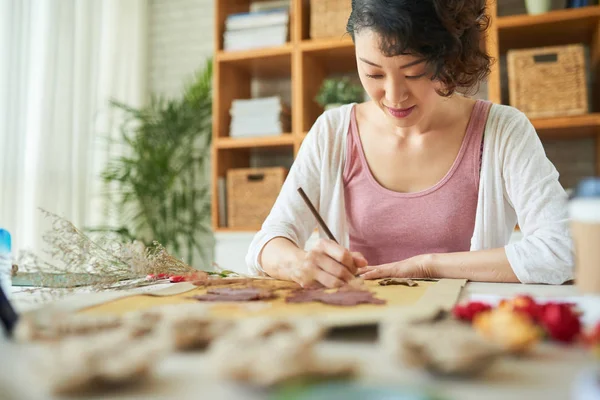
499 110 573 284
246 108 365 287
244 117 324 276
357 248 519 282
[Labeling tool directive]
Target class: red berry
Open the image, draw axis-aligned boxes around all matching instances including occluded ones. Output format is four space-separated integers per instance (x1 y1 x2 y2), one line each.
538 303 582 343
500 295 541 322
452 301 493 322
169 275 186 283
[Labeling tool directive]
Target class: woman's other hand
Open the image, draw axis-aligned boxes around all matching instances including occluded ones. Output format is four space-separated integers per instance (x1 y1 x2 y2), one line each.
291 239 368 288
357 254 433 280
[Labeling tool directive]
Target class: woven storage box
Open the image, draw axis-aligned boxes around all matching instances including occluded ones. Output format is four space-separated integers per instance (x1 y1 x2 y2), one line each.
310 0 351 39
226 167 287 229
507 44 588 119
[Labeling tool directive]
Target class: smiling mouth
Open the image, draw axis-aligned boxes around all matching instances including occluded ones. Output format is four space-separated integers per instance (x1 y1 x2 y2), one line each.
385 105 415 118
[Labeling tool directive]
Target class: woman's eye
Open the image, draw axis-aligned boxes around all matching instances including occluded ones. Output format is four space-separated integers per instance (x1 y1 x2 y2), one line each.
365 74 383 79
405 73 427 80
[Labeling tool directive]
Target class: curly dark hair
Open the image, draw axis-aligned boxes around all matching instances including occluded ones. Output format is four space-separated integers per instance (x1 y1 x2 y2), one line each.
346 0 493 97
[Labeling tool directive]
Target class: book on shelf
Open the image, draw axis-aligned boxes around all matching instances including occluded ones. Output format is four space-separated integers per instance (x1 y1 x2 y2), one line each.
217 177 227 228
229 96 291 138
223 7 289 51
230 96 291 116
249 0 290 13
225 8 289 31
224 25 288 51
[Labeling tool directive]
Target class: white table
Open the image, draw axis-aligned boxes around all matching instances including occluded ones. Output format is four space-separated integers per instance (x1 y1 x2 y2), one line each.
3 282 600 400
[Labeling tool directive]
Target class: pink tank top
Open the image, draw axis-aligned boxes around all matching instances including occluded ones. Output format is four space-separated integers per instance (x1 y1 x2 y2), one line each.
343 100 492 266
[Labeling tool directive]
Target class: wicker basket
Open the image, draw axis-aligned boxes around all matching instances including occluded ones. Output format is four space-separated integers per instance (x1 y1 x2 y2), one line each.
226 167 287 229
507 44 588 119
310 0 352 40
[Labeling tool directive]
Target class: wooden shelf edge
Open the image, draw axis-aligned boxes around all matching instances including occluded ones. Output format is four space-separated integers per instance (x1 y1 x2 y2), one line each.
215 134 295 149
497 5 600 29
531 113 600 131
299 37 354 52
217 43 293 62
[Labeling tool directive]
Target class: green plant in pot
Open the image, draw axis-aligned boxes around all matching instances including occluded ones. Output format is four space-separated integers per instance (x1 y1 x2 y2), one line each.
96 58 214 268
315 77 365 111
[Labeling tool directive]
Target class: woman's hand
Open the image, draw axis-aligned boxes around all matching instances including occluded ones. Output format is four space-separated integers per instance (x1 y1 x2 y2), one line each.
357 254 433 280
291 239 368 288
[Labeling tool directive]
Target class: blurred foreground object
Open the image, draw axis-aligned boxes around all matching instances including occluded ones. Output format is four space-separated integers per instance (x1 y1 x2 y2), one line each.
380 309 504 377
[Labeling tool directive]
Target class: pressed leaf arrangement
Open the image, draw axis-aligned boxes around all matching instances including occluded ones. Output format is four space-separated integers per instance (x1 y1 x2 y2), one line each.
97 58 214 267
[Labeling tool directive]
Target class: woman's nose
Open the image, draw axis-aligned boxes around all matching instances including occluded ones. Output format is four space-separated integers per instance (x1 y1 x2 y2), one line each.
385 79 410 105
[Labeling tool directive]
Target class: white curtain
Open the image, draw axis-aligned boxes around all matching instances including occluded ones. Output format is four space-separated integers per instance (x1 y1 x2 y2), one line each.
0 0 148 255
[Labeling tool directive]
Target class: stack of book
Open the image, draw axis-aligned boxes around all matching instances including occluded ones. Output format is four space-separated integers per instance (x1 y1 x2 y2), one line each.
229 96 291 138
223 1 290 51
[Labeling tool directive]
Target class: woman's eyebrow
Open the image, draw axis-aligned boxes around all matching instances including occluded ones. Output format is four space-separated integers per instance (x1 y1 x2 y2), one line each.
359 57 382 67
358 57 426 69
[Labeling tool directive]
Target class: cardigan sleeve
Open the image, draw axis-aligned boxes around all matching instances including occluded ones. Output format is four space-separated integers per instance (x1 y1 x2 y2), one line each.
244 116 327 276
502 110 574 284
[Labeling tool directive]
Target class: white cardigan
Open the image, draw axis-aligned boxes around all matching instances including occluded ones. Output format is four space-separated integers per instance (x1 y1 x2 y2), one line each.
245 103 574 284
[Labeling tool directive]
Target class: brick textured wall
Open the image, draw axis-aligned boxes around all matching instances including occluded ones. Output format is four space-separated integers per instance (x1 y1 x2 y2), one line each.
149 0 214 98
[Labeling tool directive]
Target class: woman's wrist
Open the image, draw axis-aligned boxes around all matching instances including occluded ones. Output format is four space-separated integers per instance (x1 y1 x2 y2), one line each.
260 237 306 280
419 253 438 278
416 249 518 282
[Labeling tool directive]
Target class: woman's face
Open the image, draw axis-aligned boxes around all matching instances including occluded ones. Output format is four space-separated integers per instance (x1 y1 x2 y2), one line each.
354 30 444 129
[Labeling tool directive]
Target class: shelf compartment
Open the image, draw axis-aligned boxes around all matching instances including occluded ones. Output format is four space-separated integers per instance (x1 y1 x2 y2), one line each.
216 44 293 78
497 6 600 53
216 134 295 149
532 113 600 137
299 37 358 132
300 37 355 74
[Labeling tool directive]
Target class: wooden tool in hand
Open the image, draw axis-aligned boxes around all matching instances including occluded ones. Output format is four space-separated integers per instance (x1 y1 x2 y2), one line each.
297 187 339 244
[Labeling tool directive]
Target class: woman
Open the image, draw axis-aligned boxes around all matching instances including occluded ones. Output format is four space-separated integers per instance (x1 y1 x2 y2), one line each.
245 0 573 287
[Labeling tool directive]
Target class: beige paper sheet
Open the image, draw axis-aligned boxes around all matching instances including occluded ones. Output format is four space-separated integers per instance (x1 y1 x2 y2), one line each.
72 278 466 328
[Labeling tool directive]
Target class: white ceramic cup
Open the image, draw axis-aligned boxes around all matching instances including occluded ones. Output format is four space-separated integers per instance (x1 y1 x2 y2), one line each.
568 178 600 294
525 0 552 15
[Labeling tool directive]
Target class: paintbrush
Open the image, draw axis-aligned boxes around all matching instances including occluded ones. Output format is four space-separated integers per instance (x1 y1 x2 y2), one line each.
297 187 338 244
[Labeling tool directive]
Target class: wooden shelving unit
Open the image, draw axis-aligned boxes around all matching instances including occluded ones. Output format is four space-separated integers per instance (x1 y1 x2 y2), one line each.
213 0 600 232
212 0 357 232
486 3 600 173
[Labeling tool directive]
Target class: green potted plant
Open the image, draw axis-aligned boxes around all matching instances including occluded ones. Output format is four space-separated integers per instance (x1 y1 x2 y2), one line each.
315 77 365 110
96 58 214 267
